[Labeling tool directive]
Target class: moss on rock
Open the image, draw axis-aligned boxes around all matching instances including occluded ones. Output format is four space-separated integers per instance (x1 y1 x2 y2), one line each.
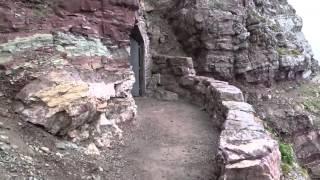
277 47 302 57
280 143 294 166
53 32 111 57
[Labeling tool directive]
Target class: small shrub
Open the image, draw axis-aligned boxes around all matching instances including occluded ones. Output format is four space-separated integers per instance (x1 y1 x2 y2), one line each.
279 143 294 166
280 143 295 175
300 84 320 113
303 99 320 113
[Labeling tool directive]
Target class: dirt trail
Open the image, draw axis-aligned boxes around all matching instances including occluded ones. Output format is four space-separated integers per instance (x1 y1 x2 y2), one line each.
0 97 219 180
120 97 219 180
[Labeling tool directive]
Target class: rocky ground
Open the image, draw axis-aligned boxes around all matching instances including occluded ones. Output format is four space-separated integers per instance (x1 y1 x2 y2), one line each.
235 75 320 179
0 94 128 180
0 95 219 180
238 77 320 138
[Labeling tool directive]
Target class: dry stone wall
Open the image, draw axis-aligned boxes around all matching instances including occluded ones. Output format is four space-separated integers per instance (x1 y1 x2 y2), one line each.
151 54 281 180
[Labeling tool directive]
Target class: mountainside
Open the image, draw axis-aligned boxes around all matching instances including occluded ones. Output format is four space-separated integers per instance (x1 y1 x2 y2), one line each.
146 0 318 84
144 0 319 179
0 0 319 179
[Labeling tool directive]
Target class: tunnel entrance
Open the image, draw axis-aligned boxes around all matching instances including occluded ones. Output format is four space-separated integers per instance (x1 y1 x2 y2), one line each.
129 25 145 97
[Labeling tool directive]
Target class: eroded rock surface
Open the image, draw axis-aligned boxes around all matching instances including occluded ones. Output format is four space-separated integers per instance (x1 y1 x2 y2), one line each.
0 0 139 137
145 0 318 84
0 0 317 179
241 81 320 179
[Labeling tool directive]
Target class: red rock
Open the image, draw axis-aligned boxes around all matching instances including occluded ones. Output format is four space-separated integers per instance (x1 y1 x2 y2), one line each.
0 0 138 43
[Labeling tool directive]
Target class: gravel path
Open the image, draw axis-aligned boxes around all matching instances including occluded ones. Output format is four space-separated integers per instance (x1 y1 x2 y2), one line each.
120 97 220 180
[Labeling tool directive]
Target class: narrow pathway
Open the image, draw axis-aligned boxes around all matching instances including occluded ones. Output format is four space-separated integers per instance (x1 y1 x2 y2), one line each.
121 97 219 180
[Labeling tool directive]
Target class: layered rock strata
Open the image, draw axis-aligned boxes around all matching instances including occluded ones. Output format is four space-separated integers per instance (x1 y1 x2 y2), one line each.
0 0 140 136
146 0 318 84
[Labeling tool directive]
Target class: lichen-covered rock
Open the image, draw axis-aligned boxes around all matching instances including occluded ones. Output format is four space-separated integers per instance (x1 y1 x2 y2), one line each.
149 0 318 84
53 32 112 57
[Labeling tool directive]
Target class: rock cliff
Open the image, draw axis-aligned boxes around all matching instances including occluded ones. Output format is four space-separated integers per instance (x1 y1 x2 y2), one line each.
146 0 318 84
0 0 139 137
0 0 318 179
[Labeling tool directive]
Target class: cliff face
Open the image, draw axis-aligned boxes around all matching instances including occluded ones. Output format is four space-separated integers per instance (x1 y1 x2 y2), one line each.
147 0 317 84
0 0 318 179
0 0 139 136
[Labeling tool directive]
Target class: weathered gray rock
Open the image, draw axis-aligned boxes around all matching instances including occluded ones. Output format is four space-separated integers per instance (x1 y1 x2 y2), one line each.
40 147 50 154
219 103 280 180
0 142 11 151
265 106 314 136
85 143 100 155
294 131 320 179
148 0 318 84
55 141 79 150
154 88 179 101
281 163 310 180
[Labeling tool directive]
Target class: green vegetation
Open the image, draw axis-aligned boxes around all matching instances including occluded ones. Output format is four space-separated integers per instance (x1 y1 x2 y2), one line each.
301 84 320 96
303 99 320 113
280 143 294 175
33 8 49 18
209 1 224 9
280 143 294 165
277 47 302 57
27 0 57 18
270 23 281 32
300 84 320 113
247 9 267 23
